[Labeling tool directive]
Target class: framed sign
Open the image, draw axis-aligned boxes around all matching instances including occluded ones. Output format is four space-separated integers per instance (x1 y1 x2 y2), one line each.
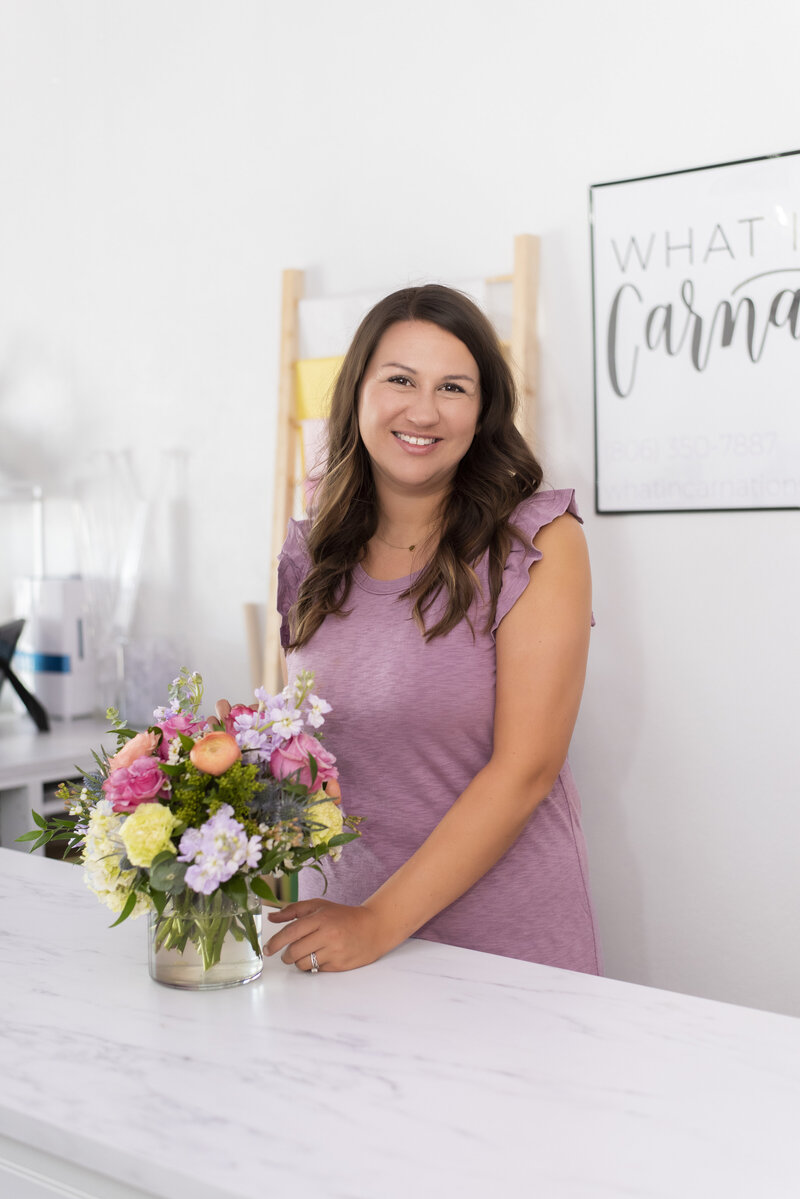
590 149 800 513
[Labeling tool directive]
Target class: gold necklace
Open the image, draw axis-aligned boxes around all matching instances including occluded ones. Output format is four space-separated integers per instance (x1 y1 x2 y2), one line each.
374 532 419 552
374 527 436 553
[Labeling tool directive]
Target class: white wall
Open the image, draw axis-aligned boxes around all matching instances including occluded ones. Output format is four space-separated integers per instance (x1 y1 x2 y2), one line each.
1 0 797 1015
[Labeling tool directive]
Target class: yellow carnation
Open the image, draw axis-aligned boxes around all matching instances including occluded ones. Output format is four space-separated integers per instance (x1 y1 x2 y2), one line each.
306 793 344 847
120 802 178 868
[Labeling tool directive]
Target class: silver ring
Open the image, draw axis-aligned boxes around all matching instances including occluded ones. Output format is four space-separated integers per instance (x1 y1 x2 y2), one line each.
310 951 319 974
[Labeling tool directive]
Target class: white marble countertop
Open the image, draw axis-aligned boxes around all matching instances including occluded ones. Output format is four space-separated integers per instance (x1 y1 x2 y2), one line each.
1 848 799 1199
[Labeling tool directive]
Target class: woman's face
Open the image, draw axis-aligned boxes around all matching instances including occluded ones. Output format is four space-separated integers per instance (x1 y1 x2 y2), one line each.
357 320 481 498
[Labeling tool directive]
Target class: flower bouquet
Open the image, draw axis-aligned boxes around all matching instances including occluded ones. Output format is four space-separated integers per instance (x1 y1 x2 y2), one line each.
20 668 359 989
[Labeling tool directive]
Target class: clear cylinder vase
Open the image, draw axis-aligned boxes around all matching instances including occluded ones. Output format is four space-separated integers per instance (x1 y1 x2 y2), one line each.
148 889 263 990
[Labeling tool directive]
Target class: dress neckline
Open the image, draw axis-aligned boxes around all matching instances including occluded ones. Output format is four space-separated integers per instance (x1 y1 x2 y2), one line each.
353 563 419 595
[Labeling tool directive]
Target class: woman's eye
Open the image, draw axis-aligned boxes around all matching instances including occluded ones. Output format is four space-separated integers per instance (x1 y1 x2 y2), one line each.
387 375 413 386
441 382 465 393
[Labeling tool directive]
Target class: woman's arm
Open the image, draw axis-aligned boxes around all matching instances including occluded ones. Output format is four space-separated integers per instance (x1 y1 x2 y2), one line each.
265 512 592 970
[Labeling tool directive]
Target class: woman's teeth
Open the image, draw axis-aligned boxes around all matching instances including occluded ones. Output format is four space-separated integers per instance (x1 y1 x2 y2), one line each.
394 433 438 446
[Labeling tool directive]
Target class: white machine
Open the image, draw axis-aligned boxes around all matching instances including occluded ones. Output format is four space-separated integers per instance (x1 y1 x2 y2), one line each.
13 577 96 720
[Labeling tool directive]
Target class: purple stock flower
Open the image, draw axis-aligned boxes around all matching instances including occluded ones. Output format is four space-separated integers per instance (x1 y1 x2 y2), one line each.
177 804 262 895
232 710 276 762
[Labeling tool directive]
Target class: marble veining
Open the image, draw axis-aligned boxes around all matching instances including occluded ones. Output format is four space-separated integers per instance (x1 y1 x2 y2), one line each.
1 849 799 1199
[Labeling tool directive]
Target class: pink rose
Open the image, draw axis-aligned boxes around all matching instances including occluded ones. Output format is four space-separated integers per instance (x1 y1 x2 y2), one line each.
270 732 338 791
156 713 207 759
223 704 257 736
102 756 166 813
107 730 160 773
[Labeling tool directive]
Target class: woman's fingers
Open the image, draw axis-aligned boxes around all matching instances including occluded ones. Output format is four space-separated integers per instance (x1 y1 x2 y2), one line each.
266 900 323 924
263 902 385 974
215 699 232 722
277 931 325 969
263 906 323 958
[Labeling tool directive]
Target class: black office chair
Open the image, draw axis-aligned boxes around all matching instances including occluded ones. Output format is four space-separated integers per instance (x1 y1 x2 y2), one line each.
0 619 50 732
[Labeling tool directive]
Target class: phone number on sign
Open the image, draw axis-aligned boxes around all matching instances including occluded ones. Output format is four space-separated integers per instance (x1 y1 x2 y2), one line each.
607 432 779 462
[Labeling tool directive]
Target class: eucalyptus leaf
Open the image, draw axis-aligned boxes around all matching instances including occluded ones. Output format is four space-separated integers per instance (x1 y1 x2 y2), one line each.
149 855 188 895
149 850 175 870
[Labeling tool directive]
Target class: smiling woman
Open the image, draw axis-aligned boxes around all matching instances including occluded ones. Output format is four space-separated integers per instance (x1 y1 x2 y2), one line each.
267 284 600 978
357 321 481 506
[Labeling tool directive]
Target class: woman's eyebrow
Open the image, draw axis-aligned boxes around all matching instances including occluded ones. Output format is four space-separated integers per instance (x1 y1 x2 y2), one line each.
381 361 417 372
380 362 477 384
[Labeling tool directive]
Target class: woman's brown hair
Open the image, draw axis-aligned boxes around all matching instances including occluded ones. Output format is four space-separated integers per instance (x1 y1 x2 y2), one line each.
287 284 543 647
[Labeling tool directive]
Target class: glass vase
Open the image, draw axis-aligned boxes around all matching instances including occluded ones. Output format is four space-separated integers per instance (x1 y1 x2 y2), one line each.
148 888 263 990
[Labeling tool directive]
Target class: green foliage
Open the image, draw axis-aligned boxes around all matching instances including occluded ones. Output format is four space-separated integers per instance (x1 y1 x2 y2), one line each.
165 757 264 838
149 852 188 895
168 763 214 828
221 873 248 908
168 668 204 716
108 892 137 927
210 761 261 822
150 887 261 969
326 832 358 848
17 809 84 855
250 876 280 905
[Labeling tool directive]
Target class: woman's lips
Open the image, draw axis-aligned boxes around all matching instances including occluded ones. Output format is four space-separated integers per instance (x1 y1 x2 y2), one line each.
392 431 442 453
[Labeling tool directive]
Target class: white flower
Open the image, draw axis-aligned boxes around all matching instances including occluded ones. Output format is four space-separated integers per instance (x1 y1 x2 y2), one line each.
69 786 89 816
167 737 183 765
305 694 332 729
270 706 303 741
152 704 177 721
81 802 151 918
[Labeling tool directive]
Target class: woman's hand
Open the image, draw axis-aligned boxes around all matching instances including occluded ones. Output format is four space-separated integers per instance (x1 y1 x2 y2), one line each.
264 900 390 973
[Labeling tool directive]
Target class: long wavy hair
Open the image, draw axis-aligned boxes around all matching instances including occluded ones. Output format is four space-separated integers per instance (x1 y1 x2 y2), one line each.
288 284 543 647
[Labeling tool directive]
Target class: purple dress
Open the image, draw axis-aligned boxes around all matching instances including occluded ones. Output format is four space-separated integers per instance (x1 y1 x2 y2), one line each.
278 488 602 974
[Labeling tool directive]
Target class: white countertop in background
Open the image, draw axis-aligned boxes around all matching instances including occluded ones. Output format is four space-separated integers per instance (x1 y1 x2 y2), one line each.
1 848 799 1199
0 714 113 786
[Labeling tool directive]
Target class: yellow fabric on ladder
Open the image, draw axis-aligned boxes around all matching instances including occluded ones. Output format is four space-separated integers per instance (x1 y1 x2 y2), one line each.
295 356 344 421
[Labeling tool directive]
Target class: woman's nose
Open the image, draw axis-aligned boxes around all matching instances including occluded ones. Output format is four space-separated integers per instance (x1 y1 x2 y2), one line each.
404 387 439 425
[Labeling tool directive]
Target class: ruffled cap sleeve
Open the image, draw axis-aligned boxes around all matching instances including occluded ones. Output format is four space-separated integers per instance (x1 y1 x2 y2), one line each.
277 519 311 649
492 489 590 638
